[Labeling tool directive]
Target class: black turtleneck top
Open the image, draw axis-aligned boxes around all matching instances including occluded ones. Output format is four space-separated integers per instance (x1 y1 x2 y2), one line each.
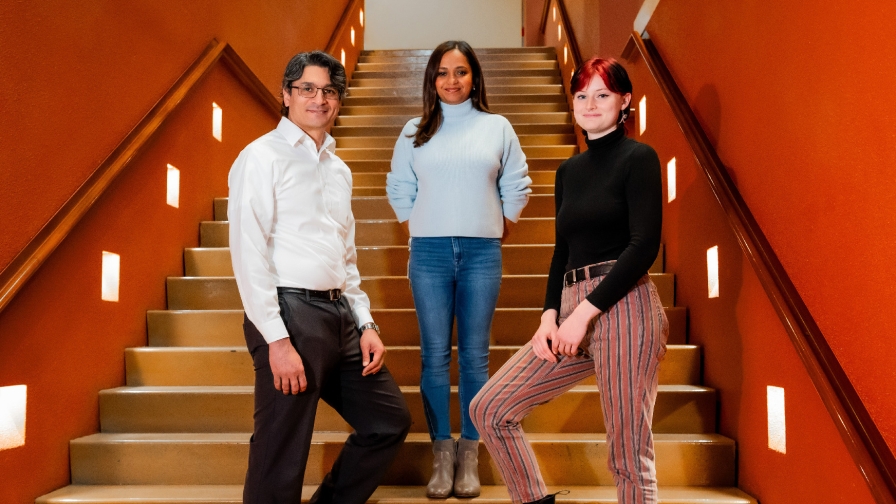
544 127 662 313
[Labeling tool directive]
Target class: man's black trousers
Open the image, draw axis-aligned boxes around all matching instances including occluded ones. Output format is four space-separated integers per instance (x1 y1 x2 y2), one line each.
242 288 411 504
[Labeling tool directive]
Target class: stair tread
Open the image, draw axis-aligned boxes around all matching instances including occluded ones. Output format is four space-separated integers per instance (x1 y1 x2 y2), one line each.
104 383 714 394
37 485 758 503
74 432 734 444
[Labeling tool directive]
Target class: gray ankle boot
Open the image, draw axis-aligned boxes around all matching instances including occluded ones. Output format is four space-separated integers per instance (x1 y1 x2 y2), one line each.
453 438 481 498
426 438 457 498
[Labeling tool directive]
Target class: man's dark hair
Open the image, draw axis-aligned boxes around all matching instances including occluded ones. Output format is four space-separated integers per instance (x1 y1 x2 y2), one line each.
280 51 347 116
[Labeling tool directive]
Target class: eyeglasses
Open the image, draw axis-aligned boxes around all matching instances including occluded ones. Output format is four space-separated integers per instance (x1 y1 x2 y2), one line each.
289 84 339 100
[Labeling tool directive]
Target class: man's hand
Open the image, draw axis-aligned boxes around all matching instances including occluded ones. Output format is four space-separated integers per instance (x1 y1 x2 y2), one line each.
360 328 386 376
269 338 307 394
551 300 601 357
532 309 559 362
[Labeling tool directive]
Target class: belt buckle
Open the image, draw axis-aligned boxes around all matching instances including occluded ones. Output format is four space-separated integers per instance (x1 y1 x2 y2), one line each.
329 289 340 301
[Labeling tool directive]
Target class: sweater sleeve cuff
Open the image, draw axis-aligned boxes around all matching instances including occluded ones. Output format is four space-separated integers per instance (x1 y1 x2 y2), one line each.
259 318 290 345
502 201 527 223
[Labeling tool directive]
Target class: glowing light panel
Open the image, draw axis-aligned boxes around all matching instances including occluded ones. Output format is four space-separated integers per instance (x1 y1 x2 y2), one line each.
639 96 647 135
558 24 562 41
553 6 557 21
767 386 787 454
0 385 26 451
360 9 364 27
707 246 719 298
564 45 568 65
212 102 222 142
167 164 180 208
667 157 677 202
102 251 120 302
351 27 355 46
341 49 346 67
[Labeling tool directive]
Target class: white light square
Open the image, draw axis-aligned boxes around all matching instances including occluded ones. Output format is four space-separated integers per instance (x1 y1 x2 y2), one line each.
767 386 787 454
167 164 180 208
351 27 356 46
558 24 562 41
212 102 222 142
0 385 26 451
639 96 647 135
667 157 677 202
707 246 719 298
553 5 557 21
341 49 346 67
360 9 364 27
564 45 568 65
102 251 120 302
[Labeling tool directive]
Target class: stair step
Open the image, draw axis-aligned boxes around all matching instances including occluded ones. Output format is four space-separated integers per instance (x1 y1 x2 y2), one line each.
165 273 674 310
146 306 686 348
336 112 570 127
36 484 758 504
341 94 568 107
99 384 715 435
336 133 575 149
335 145 575 160
346 84 565 98
199 218 556 248
342 157 563 173
353 184 556 196
332 123 575 137
341 103 569 117
184 242 663 277
69 432 736 486
186 243 557 277
347 170 558 191
352 69 559 81
361 51 558 63
125 344 700 387
355 61 559 72
362 47 557 56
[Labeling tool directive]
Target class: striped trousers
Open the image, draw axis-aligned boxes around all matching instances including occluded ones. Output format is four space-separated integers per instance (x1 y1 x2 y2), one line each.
470 273 668 504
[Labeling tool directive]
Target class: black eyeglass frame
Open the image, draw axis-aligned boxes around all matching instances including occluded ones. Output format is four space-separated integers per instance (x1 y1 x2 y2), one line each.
289 84 340 100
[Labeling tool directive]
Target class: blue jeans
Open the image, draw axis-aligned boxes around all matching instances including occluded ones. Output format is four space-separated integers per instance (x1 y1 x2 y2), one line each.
408 237 502 441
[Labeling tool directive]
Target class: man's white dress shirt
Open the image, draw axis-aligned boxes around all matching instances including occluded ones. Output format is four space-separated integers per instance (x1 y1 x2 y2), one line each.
228 117 373 344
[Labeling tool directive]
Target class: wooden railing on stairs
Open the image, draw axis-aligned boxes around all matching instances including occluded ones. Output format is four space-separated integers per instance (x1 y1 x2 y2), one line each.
0 40 280 315
621 30 896 504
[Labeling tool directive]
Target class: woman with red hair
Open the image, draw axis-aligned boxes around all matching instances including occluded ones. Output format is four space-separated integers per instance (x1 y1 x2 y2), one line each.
470 58 668 504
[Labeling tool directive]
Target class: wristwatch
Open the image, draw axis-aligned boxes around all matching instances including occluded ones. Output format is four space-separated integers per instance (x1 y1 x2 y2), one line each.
358 322 380 335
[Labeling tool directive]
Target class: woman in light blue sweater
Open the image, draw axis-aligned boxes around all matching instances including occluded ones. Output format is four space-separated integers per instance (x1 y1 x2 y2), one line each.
387 40 532 499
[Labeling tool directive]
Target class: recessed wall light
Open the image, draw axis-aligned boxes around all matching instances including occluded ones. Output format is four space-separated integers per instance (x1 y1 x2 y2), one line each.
102 251 120 302
0 385 26 451
360 9 364 27
341 49 346 67
639 96 647 135
767 386 787 454
167 164 180 209
707 246 719 298
667 157 677 202
212 102 222 142
351 27 355 46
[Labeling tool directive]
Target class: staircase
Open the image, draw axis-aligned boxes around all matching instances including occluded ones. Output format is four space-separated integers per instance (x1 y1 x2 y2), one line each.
37 48 756 503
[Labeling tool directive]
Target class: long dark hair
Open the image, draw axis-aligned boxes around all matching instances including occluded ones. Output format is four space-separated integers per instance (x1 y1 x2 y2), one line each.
411 40 491 147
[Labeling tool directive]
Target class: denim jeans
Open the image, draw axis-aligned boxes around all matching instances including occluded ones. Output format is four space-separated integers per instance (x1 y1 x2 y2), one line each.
408 236 502 441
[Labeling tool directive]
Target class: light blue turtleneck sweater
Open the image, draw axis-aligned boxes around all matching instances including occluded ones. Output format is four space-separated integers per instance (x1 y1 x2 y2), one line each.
386 99 532 238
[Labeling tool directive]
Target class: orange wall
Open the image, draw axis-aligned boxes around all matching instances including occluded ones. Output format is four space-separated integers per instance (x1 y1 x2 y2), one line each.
544 0 888 500
0 2 357 502
0 0 349 274
645 0 896 475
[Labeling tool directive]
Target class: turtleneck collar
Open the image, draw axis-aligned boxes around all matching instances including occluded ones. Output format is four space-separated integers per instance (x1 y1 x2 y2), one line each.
584 126 626 152
440 98 475 121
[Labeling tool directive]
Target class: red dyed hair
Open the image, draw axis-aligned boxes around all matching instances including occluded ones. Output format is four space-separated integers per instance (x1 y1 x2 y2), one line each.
570 57 633 128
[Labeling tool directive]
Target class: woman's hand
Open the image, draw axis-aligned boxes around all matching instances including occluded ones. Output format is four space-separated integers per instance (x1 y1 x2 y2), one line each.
552 300 601 357
501 217 515 243
532 309 559 362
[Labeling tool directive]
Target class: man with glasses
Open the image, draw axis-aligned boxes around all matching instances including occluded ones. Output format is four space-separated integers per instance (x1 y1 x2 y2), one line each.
228 51 411 504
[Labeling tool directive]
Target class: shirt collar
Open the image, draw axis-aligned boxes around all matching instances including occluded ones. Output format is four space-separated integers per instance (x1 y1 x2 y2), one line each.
276 117 336 154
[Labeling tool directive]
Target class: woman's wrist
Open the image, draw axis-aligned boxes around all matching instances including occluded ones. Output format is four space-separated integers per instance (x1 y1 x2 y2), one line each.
541 309 559 326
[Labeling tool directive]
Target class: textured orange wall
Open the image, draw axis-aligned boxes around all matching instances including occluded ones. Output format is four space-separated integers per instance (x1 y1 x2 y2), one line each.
0 0 349 274
645 0 896 462
0 61 280 504
0 2 355 502
627 52 875 502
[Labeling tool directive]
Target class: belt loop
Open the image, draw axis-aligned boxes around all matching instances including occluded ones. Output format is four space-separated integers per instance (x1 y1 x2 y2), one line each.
303 289 311 302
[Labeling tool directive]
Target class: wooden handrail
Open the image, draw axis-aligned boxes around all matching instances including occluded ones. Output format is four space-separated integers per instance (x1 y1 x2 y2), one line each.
539 0 582 69
0 40 280 315
622 31 896 504
326 0 364 55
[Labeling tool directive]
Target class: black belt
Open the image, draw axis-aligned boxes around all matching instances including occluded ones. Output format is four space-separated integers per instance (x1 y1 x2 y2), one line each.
564 262 615 287
278 286 342 301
